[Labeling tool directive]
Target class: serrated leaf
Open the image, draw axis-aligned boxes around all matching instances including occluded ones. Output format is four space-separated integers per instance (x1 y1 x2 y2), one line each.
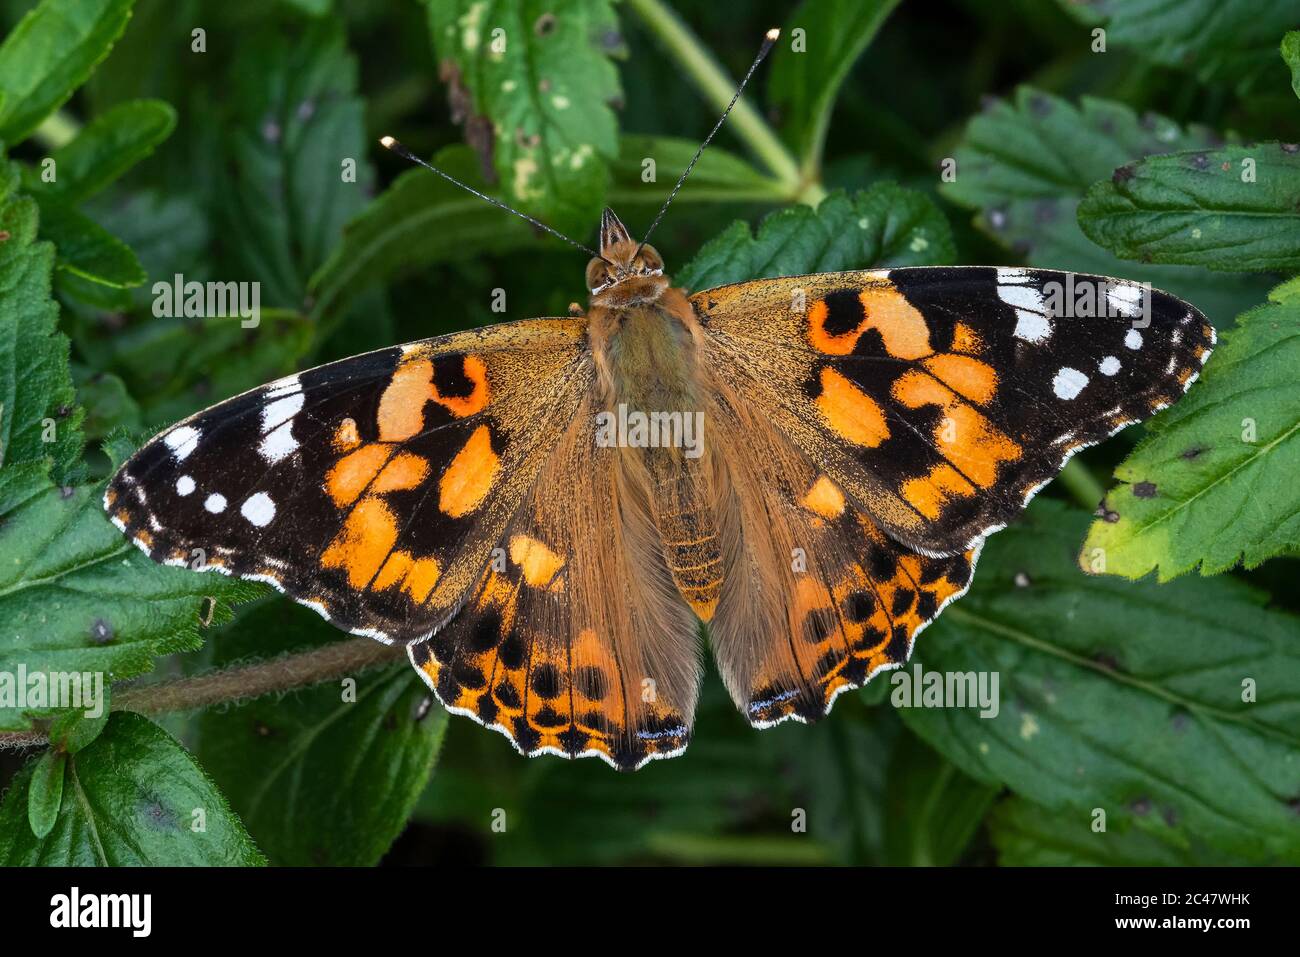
222 20 373 308
0 712 265 865
27 750 66 839
0 478 259 731
941 88 1273 323
24 99 176 203
901 498 1300 863
768 0 901 171
1284 32 1300 100
1081 279 1300 580
677 184 955 292
0 159 82 481
37 199 146 287
426 0 622 233
0 0 134 144
1078 143 1300 274
989 797 1249 866
1054 0 1297 93
195 601 447 866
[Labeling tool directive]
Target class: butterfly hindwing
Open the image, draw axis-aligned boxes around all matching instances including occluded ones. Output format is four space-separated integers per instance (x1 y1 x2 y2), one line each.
409 395 702 769
106 320 593 641
695 266 1214 555
707 377 977 726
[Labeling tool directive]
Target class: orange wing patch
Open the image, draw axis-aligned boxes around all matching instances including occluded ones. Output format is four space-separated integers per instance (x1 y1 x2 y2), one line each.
814 368 890 447
439 425 499 517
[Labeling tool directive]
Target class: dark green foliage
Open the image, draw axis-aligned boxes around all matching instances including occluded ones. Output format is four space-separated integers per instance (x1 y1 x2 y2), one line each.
0 0 1296 867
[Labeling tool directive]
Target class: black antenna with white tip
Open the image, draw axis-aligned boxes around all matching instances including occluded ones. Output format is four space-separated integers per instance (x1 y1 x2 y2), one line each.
633 27 781 258
378 135 611 263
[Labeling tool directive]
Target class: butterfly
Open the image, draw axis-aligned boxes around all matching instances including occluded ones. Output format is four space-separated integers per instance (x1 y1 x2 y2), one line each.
104 201 1214 770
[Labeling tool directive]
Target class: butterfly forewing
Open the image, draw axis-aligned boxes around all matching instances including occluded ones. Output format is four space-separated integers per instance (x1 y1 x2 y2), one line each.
106 320 592 642
695 266 1214 555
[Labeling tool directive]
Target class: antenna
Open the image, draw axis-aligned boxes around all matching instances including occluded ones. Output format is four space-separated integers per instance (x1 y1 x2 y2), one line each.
378 136 611 263
634 27 780 258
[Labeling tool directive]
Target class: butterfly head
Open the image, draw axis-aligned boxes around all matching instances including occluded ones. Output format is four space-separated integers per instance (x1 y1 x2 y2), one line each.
586 208 667 306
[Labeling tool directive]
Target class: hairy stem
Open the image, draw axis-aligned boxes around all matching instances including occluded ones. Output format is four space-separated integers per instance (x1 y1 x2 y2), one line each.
0 638 407 751
625 0 826 205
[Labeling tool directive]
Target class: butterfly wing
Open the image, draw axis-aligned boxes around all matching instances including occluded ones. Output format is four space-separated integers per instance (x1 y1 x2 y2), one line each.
106 320 593 642
707 377 976 726
694 266 1214 555
408 392 702 769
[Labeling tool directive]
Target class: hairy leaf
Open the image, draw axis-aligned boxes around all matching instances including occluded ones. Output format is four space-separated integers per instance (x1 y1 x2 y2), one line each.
1055 0 1298 92
941 88 1272 323
1082 279 1300 579
902 499 1300 863
222 20 373 308
0 0 134 144
0 712 265 865
0 159 82 479
677 183 955 292
1284 31 1300 100
196 601 448 866
1078 143 1300 274
768 0 901 171
989 798 1249 866
426 0 622 233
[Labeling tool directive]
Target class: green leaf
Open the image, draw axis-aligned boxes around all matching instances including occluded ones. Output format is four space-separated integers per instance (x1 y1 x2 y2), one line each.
0 477 259 731
0 159 82 480
425 0 622 233
37 199 146 287
25 99 177 203
1055 0 1298 92
941 89 1273 323
881 737 998 866
676 184 955 292
1078 144 1300 274
0 712 265 865
222 20 373 307
27 750 66 839
768 0 901 172
309 147 536 324
196 602 448 866
1081 279 1300 580
901 499 1300 863
0 0 135 144
48 689 112 753
1285 32 1300 100
989 797 1249 866
609 134 782 206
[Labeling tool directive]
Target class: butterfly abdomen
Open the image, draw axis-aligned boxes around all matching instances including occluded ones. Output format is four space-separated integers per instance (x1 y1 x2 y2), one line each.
593 296 722 620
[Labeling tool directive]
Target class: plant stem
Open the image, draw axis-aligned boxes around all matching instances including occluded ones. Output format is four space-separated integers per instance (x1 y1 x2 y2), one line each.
625 0 826 205
0 638 406 751
1057 459 1106 510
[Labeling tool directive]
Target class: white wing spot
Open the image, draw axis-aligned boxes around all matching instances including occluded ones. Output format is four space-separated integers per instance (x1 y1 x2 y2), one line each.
1125 329 1143 350
1013 310 1052 343
261 393 304 431
259 421 299 463
1098 356 1121 376
205 493 227 513
241 492 276 527
176 475 196 496
1107 283 1143 318
1052 367 1089 400
163 425 201 461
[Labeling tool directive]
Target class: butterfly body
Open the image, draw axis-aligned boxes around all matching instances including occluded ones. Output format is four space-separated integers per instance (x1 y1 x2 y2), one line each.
106 208 1214 770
